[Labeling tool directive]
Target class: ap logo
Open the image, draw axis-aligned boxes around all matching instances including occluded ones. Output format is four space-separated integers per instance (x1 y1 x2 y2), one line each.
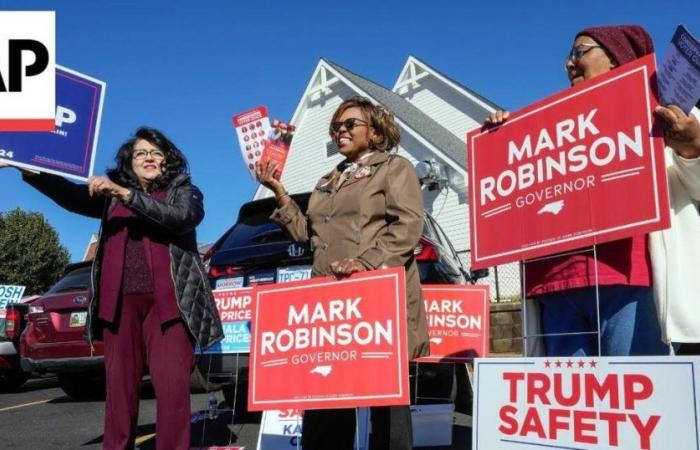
0 11 55 131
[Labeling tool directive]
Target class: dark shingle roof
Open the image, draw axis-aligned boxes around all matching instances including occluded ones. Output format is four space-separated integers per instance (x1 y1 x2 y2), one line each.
324 59 469 169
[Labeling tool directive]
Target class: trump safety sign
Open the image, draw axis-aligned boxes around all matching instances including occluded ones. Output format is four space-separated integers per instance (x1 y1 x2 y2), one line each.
467 54 670 269
248 268 409 411
473 356 700 450
416 284 490 362
0 65 106 181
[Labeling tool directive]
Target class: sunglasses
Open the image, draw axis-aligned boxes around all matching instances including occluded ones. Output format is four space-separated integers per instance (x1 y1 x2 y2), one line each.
330 118 369 133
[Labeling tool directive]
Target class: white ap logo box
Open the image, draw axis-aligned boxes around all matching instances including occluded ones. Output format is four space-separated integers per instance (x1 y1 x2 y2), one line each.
0 11 55 131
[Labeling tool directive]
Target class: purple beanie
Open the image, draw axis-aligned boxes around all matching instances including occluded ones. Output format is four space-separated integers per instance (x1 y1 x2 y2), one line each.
577 25 654 65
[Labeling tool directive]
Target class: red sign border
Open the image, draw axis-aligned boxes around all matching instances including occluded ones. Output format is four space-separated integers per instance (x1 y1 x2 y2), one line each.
467 55 667 268
248 268 409 410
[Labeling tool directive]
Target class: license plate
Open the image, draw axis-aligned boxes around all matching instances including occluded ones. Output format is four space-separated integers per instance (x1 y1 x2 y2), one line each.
69 311 87 328
216 276 244 290
276 265 312 284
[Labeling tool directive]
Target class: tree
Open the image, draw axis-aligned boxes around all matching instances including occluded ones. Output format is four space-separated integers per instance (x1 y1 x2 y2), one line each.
0 208 69 295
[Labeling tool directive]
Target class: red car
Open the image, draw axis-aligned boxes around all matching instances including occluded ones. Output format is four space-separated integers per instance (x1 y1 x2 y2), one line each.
21 261 214 400
20 261 106 400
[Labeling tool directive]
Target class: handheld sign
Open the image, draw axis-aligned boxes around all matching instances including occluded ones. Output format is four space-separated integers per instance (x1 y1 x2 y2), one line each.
249 267 409 411
468 54 670 269
232 106 272 179
0 65 105 181
473 356 700 450
415 284 490 362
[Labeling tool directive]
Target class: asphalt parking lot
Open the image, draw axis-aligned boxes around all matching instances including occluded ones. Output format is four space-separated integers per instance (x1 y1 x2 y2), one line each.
0 376 472 449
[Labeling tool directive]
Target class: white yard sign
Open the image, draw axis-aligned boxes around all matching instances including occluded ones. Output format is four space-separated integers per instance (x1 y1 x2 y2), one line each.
473 356 700 450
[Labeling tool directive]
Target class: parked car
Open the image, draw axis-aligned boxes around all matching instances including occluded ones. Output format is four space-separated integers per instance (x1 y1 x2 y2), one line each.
20 261 213 400
20 261 106 400
201 192 485 414
0 295 38 390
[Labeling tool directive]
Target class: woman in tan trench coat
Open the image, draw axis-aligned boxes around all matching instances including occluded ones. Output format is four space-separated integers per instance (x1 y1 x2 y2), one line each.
257 96 429 450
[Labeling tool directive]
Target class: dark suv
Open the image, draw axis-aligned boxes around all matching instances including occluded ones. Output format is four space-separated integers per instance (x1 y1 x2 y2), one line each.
201 193 483 412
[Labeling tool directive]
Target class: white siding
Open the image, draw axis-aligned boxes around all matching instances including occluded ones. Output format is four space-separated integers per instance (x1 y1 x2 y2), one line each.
397 75 484 142
257 59 520 301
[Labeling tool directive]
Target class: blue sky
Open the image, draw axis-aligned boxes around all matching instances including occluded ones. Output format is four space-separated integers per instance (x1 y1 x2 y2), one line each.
1 1 698 261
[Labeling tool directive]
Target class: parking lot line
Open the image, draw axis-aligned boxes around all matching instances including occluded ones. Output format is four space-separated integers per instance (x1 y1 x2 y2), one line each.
134 433 156 445
0 399 51 413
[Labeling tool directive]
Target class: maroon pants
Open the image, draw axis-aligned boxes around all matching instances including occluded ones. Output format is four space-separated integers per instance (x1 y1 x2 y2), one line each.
102 293 194 450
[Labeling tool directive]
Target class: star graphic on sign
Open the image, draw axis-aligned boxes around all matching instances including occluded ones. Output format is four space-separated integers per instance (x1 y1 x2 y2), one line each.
589 360 598 368
578 360 586 369
544 360 551 368
555 360 563 368
566 360 574 368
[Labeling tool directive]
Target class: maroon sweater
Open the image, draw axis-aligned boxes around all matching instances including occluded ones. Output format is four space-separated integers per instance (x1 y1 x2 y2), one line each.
98 191 181 324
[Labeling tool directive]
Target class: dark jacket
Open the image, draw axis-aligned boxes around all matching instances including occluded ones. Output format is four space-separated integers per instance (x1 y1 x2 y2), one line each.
24 172 224 350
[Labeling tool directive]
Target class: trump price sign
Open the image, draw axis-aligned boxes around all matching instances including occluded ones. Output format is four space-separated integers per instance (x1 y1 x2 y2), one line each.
202 287 255 354
467 54 670 269
0 65 106 181
249 268 409 411
416 284 490 362
473 356 700 450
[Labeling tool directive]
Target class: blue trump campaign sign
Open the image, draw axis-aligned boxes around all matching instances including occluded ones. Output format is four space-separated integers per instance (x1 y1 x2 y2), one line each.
199 287 255 354
0 65 105 181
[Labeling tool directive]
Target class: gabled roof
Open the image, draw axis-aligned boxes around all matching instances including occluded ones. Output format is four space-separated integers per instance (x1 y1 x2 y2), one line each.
395 55 502 114
324 59 468 170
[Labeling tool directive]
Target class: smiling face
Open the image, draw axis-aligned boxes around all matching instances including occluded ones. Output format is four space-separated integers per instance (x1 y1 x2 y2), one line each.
332 106 375 162
131 138 165 188
565 35 616 86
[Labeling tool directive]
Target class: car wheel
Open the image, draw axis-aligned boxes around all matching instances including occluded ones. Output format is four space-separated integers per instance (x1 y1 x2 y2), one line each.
58 371 106 401
0 370 30 390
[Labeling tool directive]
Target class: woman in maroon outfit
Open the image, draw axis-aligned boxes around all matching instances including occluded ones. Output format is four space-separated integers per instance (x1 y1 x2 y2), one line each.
3 127 223 449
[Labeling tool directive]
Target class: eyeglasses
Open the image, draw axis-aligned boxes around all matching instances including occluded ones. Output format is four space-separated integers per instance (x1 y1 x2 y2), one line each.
132 149 165 160
330 118 369 133
566 44 602 64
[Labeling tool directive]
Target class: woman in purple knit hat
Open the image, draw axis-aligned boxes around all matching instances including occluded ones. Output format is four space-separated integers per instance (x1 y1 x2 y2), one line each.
487 25 700 357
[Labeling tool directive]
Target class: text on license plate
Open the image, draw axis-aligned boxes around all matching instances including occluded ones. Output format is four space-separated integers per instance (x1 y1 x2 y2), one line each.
69 311 87 327
276 266 312 283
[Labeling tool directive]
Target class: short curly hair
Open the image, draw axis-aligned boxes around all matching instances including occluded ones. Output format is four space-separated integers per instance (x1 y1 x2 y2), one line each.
107 127 189 192
329 96 400 151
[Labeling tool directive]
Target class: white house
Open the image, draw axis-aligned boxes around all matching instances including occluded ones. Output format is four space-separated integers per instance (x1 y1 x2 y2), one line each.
254 56 521 299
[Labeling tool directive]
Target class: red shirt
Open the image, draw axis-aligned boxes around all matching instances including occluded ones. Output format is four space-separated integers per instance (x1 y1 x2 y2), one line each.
524 235 652 296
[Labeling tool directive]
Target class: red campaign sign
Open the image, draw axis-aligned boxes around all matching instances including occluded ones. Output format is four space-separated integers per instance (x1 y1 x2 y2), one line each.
248 268 409 411
415 284 490 363
467 54 670 269
260 120 295 180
